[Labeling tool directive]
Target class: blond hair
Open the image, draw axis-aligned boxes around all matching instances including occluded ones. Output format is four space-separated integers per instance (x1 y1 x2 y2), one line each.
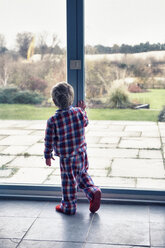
51 82 74 109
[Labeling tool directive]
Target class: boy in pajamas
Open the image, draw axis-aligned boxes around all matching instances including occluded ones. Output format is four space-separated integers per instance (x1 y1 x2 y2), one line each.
44 82 101 215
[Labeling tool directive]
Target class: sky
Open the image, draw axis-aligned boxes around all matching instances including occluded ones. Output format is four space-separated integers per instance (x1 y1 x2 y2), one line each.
0 0 165 49
0 0 66 49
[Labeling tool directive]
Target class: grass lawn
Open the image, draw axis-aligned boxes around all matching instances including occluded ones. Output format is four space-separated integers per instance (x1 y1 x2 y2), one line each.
0 104 56 120
88 109 159 121
129 89 165 109
0 104 160 121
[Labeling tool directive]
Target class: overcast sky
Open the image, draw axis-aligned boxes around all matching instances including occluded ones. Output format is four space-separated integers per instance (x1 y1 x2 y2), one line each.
86 0 165 46
0 0 165 49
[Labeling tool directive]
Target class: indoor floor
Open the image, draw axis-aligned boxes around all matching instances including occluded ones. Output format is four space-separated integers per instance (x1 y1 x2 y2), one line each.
0 199 165 248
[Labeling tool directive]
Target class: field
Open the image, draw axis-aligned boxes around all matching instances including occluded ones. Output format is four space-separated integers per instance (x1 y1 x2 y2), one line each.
85 50 165 62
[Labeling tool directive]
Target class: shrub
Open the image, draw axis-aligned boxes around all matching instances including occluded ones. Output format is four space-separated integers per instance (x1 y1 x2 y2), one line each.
0 87 18 103
0 87 44 104
13 90 44 104
108 86 131 109
128 83 144 93
158 106 165 122
20 76 47 93
86 99 105 108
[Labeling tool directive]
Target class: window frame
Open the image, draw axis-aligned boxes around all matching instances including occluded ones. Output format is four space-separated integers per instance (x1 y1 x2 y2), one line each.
0 0 165 204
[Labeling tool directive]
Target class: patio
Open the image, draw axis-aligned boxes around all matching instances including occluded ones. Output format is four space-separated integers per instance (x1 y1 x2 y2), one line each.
0 120 165 190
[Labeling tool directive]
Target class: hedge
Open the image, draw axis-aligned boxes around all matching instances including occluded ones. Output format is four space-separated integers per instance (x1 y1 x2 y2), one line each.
0 87 44 104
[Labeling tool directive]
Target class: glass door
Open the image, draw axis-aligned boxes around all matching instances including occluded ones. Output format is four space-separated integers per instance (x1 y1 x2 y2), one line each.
85 0 165 191
0 0 66 185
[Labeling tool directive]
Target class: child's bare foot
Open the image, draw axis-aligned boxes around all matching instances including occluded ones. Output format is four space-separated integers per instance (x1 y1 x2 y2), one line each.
89 190 101 213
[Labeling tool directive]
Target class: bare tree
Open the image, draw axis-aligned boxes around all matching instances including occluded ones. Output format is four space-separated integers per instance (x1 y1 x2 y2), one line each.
48 33 62 56
0 34 7 53
0 34 6 47
37 31 49 60
0 54 12 86
16 32 33 58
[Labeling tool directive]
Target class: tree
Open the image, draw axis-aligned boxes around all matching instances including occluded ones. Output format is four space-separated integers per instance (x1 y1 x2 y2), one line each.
0 54 13 87
85 45 96 54
94 45 111 54
85 60 112 98
112 44 120 53
48 33 63 55
36 32 63 58
16 32 33 58
0 34 7 53
37 31 49 60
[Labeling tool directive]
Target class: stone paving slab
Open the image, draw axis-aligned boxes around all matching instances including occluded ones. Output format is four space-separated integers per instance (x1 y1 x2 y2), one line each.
87 143 117 148
141 131 160 137
0 136 7 141
0 146 7 152
116 121 158 125
88 157 111 169
88 168 108 177
159 130 165 137
0 121 18 128
137 178 165 190
89 125 125 131
138 150 162 159
158 123 165 137
87 148 139 158
14 121 39 128
89 131 142 137
0 129 32 135
91 176 136 188
43 175 61 185
110 158 165 178
124 125 158 132
8 156 46 168
2 145 29 155
25 143 44 155
0 135 41 146
30 131 45 136
0 168 54 184
52 169 61 176
0 155 16 167
86 136 101 144
87 131 127 137
24 123 46 130
0 169 13 177
99 137 120 144
119 137 161 149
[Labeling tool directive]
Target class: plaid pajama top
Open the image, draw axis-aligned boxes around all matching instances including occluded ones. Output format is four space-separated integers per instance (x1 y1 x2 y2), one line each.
44 106 88 159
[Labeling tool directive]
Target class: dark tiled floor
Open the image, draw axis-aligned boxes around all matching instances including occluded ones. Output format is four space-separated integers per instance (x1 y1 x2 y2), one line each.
0 200 165 248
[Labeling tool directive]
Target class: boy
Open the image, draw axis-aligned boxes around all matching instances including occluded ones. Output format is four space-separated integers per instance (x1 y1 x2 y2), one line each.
44 82 101 215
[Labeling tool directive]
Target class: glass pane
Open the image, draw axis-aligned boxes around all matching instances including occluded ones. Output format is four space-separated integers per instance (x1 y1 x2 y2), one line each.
0 0 66 185
85 0 165 190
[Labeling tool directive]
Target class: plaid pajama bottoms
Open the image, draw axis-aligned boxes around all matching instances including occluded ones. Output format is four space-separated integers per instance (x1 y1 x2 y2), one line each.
60 151 99 215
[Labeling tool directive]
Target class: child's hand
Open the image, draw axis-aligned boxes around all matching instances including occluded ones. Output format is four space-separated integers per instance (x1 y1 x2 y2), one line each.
78 100 86 110
45 157 55 167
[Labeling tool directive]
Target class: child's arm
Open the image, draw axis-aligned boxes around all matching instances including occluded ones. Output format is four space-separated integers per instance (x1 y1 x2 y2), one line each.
44 118 55 166
77 100 88 127
78 100 86 110
46 157 55 167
